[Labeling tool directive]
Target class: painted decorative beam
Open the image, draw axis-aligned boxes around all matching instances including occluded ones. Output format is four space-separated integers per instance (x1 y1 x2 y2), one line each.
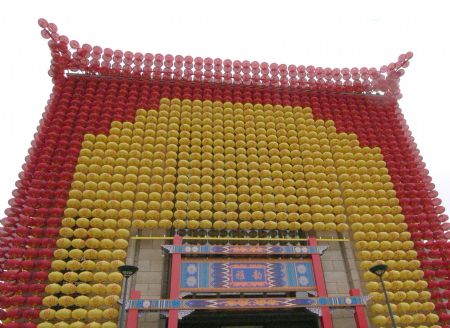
161 244 328 255
126 295 369 310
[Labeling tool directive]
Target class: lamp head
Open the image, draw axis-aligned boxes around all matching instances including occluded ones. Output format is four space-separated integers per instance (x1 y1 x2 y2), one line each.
118 265 139 278
369 264 388 277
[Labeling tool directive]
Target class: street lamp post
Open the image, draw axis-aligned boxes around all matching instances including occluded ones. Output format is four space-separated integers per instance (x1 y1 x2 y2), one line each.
369 264 397 328
118 265 139 328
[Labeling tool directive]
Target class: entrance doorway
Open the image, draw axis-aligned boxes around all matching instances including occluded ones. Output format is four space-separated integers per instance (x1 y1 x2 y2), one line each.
178 309 320 328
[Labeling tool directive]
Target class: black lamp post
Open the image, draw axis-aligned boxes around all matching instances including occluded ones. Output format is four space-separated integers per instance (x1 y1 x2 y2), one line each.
369 264 397 328
118 265 139 328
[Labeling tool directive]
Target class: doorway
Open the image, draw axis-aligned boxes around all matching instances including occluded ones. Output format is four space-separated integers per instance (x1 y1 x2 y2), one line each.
178 309 320 328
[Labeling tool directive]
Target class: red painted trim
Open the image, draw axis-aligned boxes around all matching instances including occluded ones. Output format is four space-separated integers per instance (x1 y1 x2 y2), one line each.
168 235 183 328
127 290 141 328
350 288 369 328
309 237 333 328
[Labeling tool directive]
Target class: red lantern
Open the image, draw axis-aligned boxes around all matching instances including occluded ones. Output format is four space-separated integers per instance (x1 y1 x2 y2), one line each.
10 248 24 258
24 248 39 259
38 249 53 259
6 308 22 319
439 313 450 322
22 260 35 270
32 271 48 281
4 323 20 328
17 271 32 281
26 295 42 306
10 295 25 306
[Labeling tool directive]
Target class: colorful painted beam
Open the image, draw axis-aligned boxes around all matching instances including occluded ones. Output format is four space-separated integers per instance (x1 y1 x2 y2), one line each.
126 295 369 310
162 244 328 255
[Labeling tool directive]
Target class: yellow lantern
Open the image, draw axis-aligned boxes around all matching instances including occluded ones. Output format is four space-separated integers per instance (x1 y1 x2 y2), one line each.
75 295 90 307
106 283 122 295
81 260 97 271
366 281 379 292
37 323 54 328
396 302 410 313
103 308 119 320
53 323 69 328
60 283 77 295
56 238 72 249
412 313 426 324
98 250 113 260
85 321 102 328
89 296 105 307
45 283 62 295
55 308 72 320
372 315 387 325
66 260 82 271
69 322 85 328
426 313 440 323
104 295 120 307
422 301 435 311
370 303 384 314
399 314 414 325
71 308 87 320
78 271 93 282
87 309 104 321
40 309 56 320
63 271 78 283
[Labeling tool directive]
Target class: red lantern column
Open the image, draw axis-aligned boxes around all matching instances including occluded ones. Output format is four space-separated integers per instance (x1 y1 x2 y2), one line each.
168 235 183 328
350 288 369 328
126 290 142 328
309 237 333 328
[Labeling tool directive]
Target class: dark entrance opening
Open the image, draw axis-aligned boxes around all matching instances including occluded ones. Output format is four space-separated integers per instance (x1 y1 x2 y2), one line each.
178 309 320 328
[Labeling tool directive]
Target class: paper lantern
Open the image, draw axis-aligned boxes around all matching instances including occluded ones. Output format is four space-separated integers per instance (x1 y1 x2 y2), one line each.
75 295 90 307
60 283 76 295
39 309 56 320
55 309 72 320
89 296 105 308
45 284 61 295
104 295 120 307
81 260 97 271
53 323 69 328
42 295 59 307
66 260 81 271
93 272 108 283
106 283 122 295
102 308 119 319
69 322 85 328
37 323 54 328
85 323 102 328
372 315 387 325
76 283 92 294
71 308 87 320
87 309 104 321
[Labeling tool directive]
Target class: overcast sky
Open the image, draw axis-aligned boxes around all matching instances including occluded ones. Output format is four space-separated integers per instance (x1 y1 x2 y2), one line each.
0 0 449 217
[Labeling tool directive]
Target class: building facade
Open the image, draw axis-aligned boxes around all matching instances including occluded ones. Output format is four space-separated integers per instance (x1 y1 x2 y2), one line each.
0 18 448 328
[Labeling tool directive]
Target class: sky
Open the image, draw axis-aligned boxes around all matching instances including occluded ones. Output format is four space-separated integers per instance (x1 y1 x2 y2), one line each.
0 0 449 218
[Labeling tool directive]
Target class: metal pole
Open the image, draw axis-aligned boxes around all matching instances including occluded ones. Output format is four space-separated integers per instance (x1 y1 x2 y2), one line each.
119 276 129 328
379 276 397 328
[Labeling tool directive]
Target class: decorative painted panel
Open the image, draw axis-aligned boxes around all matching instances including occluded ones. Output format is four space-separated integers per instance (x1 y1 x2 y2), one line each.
180 259 315 292
162 244 328 255
126 295 368 310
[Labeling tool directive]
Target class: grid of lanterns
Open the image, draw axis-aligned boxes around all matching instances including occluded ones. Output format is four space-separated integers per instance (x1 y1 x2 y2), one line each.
38 98 439 327
38 18 411 99
0 30 448 326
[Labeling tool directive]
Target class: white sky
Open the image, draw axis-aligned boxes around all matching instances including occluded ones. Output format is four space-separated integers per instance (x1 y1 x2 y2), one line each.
0 0 449 217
